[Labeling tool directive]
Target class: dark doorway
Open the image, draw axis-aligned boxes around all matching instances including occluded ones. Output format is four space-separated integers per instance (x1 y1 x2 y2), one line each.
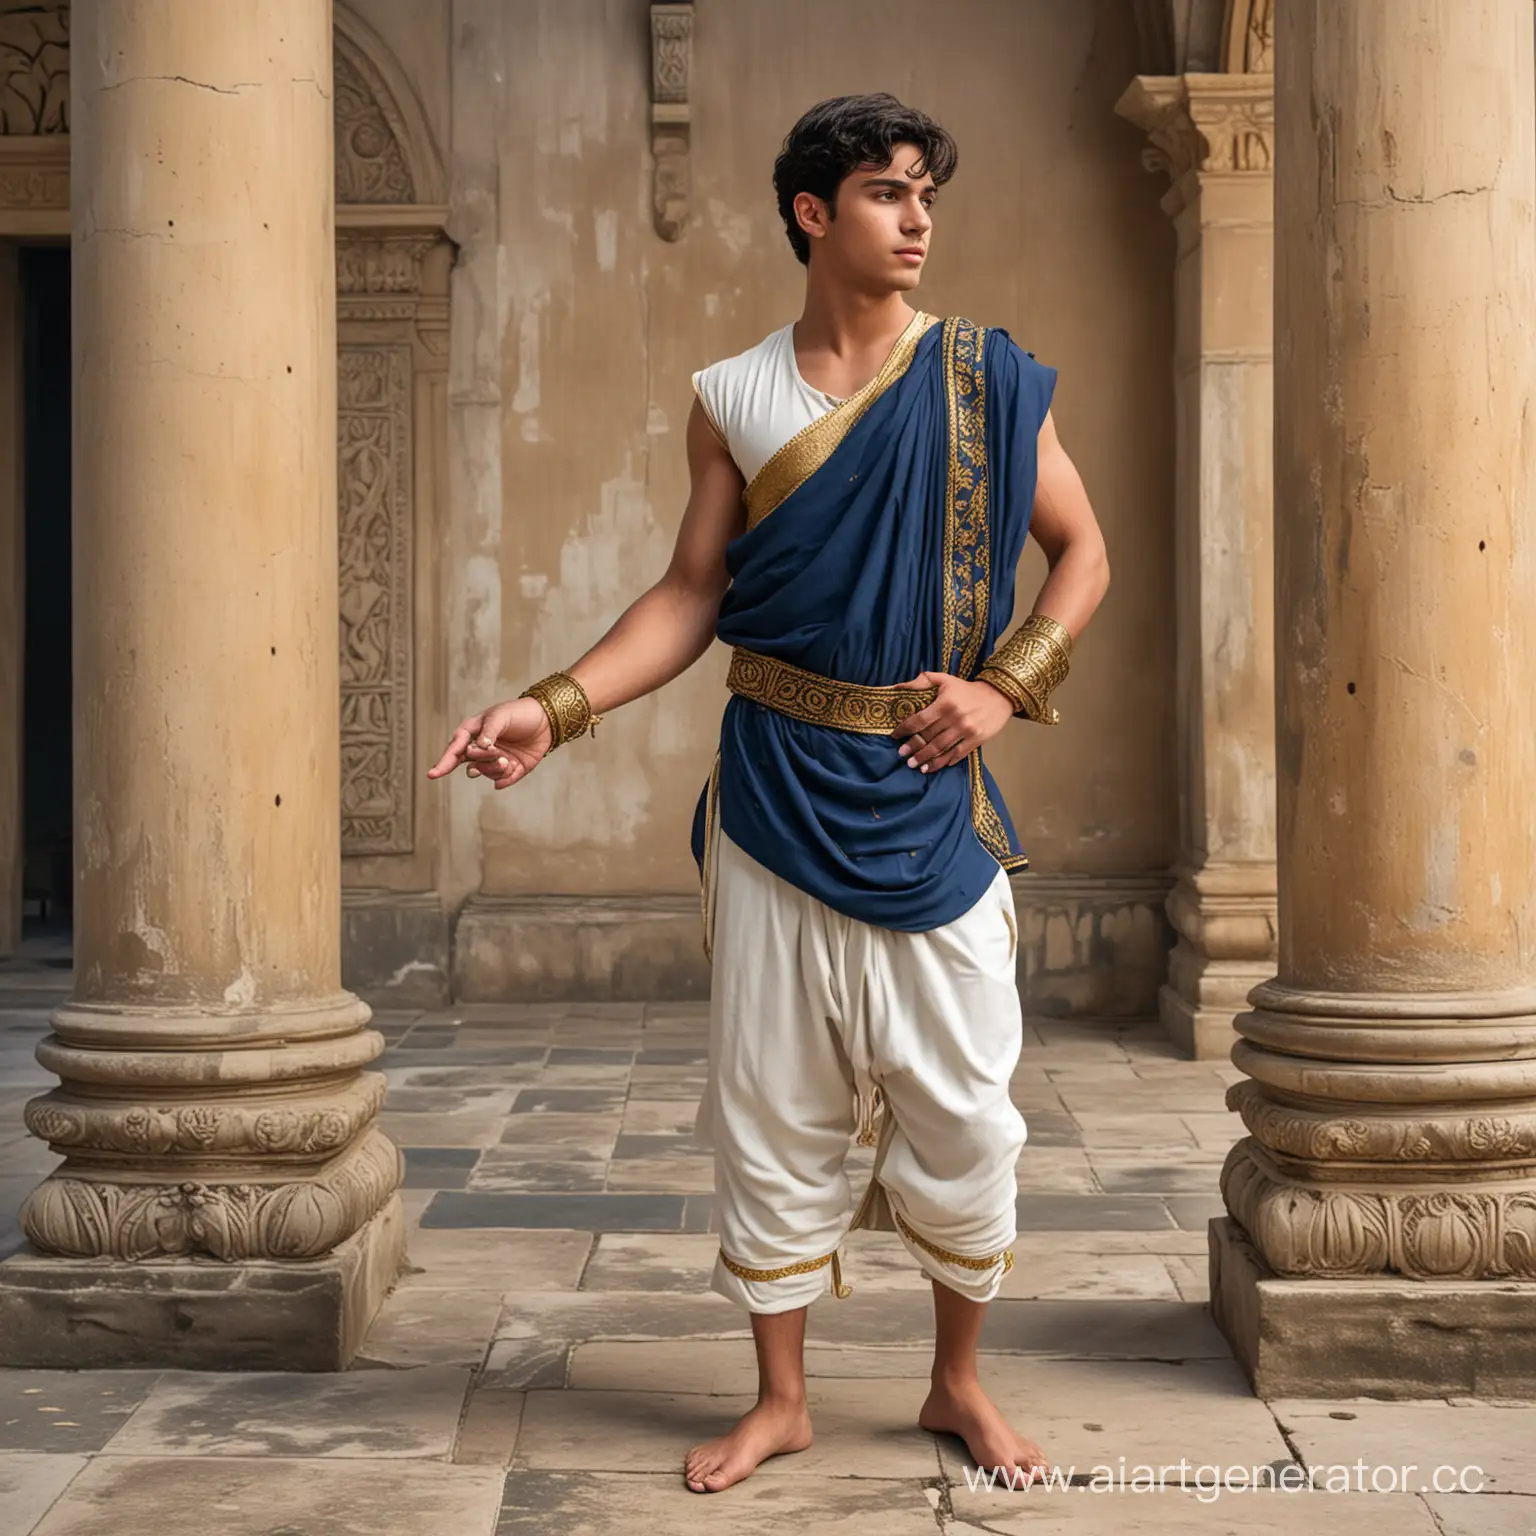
20 246 70 929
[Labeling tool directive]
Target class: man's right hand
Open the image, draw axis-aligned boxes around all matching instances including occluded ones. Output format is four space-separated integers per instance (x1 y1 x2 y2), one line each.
426 698 554 790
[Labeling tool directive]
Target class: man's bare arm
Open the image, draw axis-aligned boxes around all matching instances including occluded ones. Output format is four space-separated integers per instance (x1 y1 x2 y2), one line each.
426 399 743 784
1025 409 1110 635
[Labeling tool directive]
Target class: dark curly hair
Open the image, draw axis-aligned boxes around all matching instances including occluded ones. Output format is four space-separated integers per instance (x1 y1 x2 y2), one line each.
772 93 958 266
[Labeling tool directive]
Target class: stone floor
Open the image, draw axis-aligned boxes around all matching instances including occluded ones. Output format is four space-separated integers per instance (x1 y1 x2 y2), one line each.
0 950 1530 1534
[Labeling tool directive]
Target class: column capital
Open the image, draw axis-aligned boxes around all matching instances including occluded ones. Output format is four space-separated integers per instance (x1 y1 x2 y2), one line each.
1116 72 1274 212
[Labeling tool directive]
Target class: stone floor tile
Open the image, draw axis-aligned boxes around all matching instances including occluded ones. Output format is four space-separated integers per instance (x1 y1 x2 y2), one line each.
1163 1195 1228 1230
422 1192 686 1231
1069 1113 1201 1150
376 1110 510 1148
453 1387 526 1467
1087 1155 1227 1195
401 1146 481 1189
354 1290 504 1368
619 1100 700 1136
995 1250 1181 1302
467 1156 607 1193
498 1470 941 1533
972 1299 1230 1360
946 1487 1443 1533
1016 1194 1176 1231
624 1069 709 1099
537 1063 636 1087
103 1367 471 1458
0 1371 160 1451
1180 1112 1246 1151
0 1453 87 1535
510 1088 626 1115
680 1194 715 1232
1163 1255 1211 1302
580 1233 719 1293
400 1228 592 1290
496 1111 622 1156
481 1337 572 1390
381 1088 523 1116
605 1155 714 1193
933 1357 1288 1484
547 1047 635 1065
1271 1399 1536 1494
1007 1230 1212 1256
495 1291 751 1348
1015 1110 1082 1145
611 1132 707 1159
1422 1492 1536 1534
634 1046 709 1065
29 1457 505 1536
384 1061 546 1087
1061 1087 1228 1115
1016 1148 1099 1193
512 1380 941 1478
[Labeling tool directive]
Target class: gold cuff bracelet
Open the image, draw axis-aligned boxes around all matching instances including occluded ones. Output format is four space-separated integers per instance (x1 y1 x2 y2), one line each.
977 613 1073 726
520 671 603 750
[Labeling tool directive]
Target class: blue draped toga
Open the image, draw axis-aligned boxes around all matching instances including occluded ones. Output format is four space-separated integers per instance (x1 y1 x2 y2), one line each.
690 314 1057 933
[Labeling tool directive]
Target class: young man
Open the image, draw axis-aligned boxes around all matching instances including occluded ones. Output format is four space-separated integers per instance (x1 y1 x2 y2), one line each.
429 94 1109 1493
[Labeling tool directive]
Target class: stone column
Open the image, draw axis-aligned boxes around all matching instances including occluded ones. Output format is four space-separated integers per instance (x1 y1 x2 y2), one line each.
1210 0 1536 1397
0 0 404 1369
1116 72 1278 1058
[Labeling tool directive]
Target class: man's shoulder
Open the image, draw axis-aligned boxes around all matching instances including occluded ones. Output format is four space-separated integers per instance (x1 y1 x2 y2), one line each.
694 322 790 382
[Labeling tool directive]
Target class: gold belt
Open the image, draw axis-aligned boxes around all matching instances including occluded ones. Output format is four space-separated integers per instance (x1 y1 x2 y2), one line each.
726 647 937 734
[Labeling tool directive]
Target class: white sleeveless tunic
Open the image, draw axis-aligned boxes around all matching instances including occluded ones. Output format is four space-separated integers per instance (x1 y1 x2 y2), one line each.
691 323 843 484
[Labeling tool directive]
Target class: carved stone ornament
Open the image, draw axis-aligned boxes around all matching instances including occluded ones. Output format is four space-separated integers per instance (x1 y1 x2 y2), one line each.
0 1 68 135
21 1129 402 1261
650 3 693 241
338 343 414 856
1116 72 1273 187
334 44 414 204
1223 1140 1536 1281
1223 0 1274 74
24 1075 387 1159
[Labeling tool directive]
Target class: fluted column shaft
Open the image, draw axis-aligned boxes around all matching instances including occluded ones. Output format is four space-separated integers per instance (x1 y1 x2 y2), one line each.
1223 0 1536 1281
20 0 400 1262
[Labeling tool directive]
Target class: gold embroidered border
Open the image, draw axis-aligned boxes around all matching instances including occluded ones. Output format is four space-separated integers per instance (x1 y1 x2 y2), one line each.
720 1244 852 1298
939 317 992 678
728 648 937 734
893 1206 1015 1275
742 309 940 531
968 751 1028 870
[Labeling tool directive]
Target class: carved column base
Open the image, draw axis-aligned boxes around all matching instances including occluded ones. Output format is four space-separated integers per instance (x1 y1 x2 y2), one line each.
0 1192 406 1370
1160 862 1277 1058
19 995 401 1261
1221 1139 1536 1280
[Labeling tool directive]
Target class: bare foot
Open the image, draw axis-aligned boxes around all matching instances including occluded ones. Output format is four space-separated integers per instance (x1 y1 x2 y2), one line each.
919 1375 1050 1488
683 1396 814 1493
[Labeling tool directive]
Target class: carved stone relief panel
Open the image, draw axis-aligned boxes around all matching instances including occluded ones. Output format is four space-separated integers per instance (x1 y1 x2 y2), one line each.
338 342 414 856
0 1 68 134
334 45 414 204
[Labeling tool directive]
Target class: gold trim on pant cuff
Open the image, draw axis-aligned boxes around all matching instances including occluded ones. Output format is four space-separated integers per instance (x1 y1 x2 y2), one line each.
719 1245 853 1298
893 1207 1015 1276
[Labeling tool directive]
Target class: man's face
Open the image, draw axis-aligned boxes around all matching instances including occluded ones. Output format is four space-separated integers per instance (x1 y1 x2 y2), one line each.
797 141 937 292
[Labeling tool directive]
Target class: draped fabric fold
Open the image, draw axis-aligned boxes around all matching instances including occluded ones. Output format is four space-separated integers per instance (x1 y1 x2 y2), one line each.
691 314 1058 935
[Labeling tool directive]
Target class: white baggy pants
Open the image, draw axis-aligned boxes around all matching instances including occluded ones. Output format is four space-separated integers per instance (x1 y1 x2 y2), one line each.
695 824 1028 1313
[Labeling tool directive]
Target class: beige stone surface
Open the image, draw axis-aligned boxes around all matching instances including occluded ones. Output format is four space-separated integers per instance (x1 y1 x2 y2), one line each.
1271 1400 1536 1495
1423 1492 1536 1535
932 1357 1288 1483
500 1470 943 1533
400 1228 592 1291
354 1289 504 1368
102 1367 472 1459
579 1232 719 1292
946 1488 1443 1534
0 1453 86 1534
451 1386 526 1468
512 1381 941 1478
28 1457 505 1536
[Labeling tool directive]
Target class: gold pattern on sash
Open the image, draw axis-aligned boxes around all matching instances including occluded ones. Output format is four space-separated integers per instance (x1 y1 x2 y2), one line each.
719 1244 853 1299
742 309 940 531
893 1206 1015 1276
727 648 937 733
939 317 1029 872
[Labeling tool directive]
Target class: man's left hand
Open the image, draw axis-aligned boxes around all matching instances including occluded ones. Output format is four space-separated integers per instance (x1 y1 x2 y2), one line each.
891 672 1016 772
